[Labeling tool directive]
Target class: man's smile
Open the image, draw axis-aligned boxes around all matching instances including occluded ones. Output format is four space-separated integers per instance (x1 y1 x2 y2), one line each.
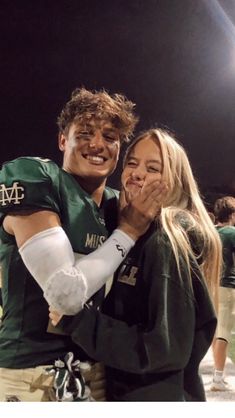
82 154 107 164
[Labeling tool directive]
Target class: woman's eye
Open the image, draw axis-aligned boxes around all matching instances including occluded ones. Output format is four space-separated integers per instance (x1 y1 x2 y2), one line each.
148 167 160 173
127 161 137 167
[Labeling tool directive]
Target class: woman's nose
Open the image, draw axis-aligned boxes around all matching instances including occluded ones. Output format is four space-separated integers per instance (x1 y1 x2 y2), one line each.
130 167 146 180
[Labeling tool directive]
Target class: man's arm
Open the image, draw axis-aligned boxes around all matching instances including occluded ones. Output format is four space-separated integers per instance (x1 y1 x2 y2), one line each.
4 179 167 315
3 210 61 247
4 211 135 315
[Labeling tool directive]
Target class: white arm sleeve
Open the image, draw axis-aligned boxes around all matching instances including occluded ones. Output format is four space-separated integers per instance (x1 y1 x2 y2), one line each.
19 226 134 315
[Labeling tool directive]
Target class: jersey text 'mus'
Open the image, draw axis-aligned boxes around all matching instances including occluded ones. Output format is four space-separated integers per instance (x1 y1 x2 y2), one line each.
85 233 106 249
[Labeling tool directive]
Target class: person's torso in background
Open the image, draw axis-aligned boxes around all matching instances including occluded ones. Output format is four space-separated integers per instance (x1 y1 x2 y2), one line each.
217 225 235 288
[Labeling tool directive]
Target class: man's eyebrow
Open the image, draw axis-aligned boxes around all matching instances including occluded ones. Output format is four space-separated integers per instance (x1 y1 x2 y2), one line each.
74 126 93 133
102 127 117 133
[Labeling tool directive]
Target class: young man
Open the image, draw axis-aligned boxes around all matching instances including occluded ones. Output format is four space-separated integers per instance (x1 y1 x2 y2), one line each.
211 196 235 391
0 88 165 401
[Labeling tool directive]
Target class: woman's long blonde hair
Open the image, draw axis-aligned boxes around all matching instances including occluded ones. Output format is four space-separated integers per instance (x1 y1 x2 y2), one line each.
124 128 222 308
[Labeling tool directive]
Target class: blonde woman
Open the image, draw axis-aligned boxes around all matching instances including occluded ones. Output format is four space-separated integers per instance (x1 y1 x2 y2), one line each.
51 128 222 401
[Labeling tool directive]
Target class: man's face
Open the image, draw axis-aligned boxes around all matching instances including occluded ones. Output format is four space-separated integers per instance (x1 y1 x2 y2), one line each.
59 119 121 185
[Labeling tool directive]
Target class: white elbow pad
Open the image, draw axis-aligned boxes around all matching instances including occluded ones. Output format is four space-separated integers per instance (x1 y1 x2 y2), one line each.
44 267 87 315
19 227 88 315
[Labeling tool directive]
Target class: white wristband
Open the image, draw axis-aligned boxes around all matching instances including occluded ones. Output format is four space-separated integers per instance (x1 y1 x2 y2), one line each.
77 229 135 301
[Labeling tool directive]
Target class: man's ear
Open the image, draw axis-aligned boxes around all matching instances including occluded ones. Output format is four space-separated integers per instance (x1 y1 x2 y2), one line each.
232 212 235 226
58 133 66 151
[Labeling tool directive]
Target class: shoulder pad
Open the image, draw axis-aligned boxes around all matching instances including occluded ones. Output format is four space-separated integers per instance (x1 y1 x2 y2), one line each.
0 157 61 214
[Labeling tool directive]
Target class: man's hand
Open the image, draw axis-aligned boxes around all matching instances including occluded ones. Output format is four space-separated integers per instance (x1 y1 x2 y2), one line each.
49 306 63 326
118 178 168 241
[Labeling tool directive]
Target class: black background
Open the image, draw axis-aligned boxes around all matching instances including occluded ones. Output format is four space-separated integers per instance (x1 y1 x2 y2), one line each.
1 0 235 207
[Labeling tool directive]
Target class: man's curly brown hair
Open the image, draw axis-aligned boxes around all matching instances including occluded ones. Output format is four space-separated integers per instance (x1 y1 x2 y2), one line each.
214 196 235 223
57 87 139 142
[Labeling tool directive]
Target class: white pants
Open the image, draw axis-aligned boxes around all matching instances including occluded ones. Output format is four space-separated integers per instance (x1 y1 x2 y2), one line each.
0 362 106 402
216 286 235 343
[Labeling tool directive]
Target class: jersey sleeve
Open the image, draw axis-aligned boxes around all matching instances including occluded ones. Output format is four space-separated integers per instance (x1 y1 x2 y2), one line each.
0 157 61 215
58 233 208 375
230 228 235 248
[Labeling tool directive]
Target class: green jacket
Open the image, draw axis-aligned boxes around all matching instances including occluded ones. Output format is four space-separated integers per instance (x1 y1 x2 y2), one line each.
59 223 217 401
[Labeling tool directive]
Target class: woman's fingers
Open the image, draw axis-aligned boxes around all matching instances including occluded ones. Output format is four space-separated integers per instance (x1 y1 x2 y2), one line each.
135 179 168 211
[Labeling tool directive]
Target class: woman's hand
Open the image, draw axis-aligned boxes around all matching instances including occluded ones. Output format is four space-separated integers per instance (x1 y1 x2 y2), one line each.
118 178 168 240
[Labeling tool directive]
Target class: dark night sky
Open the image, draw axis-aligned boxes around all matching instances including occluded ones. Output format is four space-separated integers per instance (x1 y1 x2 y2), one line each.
1 0 235 205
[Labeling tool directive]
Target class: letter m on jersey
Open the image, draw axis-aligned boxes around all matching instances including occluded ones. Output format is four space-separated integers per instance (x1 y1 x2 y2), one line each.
0 182 25 206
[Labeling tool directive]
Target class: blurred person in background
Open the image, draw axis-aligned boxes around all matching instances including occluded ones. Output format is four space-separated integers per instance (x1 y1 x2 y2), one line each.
211 196 235 392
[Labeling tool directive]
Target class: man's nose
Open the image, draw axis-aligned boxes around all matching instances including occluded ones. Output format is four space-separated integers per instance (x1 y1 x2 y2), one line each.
89 132 105 150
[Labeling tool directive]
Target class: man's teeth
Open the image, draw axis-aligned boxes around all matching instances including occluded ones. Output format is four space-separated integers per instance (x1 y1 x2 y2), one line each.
86 155 105 163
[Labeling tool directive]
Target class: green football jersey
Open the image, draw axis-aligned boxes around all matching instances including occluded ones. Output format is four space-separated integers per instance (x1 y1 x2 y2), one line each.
0 157 119 368
216 225 235 288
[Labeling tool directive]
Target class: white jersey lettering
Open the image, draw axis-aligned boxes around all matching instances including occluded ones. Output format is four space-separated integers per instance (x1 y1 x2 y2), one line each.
0 182 25 206
117 266 138 286
85 233 106 249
